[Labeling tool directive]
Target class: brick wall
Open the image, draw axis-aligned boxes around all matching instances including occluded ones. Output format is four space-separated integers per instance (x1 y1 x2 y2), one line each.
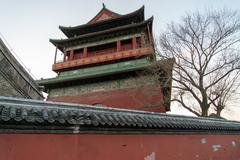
48 84 165 112
0 39 43 99
0 74 24 98
48 75 157 98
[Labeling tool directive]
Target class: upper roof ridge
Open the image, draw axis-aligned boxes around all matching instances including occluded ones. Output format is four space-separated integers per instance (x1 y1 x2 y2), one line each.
87 5 121 24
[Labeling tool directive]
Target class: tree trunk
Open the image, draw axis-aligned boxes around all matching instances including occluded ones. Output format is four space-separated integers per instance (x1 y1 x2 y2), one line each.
200 88 209 117
201 107 208 117
216 108 223 117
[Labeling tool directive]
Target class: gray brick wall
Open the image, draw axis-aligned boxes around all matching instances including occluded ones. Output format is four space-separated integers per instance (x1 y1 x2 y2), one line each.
0 38 43 100
0 74 24 98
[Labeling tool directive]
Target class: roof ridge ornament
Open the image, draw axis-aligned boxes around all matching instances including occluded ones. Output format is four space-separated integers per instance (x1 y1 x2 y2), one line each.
102 3 106 8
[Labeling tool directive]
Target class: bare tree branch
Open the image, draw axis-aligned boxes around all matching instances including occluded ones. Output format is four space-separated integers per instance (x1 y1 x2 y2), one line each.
156 9 240 117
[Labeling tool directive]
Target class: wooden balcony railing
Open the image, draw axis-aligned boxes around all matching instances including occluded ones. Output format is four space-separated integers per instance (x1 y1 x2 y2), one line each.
52 46 154 72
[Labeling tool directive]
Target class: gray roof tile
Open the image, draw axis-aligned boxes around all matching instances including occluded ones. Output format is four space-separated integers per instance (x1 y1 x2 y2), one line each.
0 96 240 133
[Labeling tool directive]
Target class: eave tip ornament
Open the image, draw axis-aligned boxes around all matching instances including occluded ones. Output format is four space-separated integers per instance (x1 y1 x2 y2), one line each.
102 3 106 8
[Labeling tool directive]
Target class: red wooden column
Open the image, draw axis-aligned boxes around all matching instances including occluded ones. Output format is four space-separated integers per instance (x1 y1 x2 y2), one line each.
147 24 152 45
132 37 137 49
141 34 145 47
63 50 67 62
116 40 121 52
69 50 74 60
83 48 88 58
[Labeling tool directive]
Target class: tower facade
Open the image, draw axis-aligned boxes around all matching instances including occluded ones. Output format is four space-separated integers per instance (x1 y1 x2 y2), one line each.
38 6 172 112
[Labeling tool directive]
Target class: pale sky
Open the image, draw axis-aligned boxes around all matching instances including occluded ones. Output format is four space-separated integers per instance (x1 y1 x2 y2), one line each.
0 0 240 120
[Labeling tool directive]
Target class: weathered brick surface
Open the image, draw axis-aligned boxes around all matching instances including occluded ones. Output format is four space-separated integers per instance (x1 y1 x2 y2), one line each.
0 74 24 98
48 75 156 97
48 85 166 112
0 38 43 99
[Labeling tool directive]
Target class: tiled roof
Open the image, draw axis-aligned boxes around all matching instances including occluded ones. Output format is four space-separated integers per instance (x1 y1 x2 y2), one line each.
59 6 144 38
0 96 240 133
50 17 153 50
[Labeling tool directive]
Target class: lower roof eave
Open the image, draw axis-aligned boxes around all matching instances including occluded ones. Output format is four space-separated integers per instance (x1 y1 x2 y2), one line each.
0 96 240 134
37 64 149 87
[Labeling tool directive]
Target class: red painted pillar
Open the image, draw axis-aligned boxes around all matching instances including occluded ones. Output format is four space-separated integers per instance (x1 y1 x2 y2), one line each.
83 48 88 58
63 50 67 62
141 35 145 47
70 50 74 60
132 37 137 49
117 40 121 52
147 24 152 45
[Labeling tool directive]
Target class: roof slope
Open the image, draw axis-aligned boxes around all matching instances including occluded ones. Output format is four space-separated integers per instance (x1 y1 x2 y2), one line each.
0 38 43 100
0 96 239 133
88 6 121 24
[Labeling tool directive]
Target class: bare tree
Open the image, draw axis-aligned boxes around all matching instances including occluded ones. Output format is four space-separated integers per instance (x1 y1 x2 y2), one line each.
208 72 240 117
157 9 240 117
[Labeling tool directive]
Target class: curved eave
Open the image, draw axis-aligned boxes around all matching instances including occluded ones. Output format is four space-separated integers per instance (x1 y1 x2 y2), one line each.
37 64 149 87
0 96 240 132
102 7 122 17
51 16 153 50
59 6 145 38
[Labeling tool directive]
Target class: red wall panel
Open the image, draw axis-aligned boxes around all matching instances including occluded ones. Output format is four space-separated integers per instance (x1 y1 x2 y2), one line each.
0 134 239 160
48 86 166 112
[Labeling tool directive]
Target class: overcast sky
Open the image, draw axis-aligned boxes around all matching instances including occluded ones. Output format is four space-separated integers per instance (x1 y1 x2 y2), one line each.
0 0 240 119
